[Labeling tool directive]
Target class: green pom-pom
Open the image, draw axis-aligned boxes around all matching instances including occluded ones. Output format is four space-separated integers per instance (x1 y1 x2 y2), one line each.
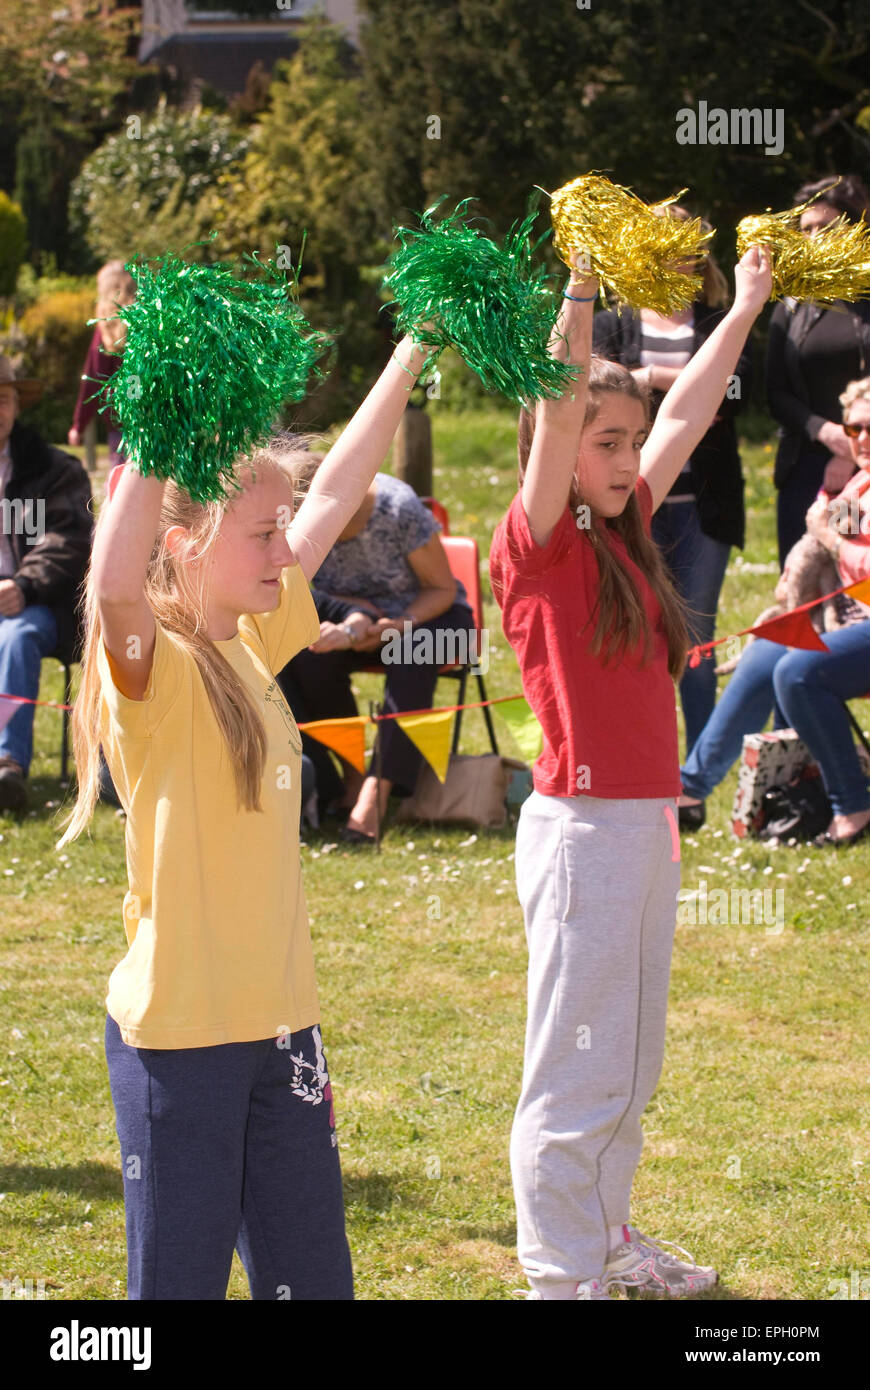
382 197 579 406
101 247 330 503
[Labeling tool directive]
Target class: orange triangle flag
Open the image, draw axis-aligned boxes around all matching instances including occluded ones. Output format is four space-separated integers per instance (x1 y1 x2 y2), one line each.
750 608 828 651
299 717 368 774
845 578 870 605
395 709 455 783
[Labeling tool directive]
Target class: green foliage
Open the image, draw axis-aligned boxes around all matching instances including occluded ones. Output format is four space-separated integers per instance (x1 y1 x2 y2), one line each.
204 17 389 425
69 101 252 263
358 0 870 262
0 1 140 267
6 287 95 442
0 190 27 297
13 263 94 312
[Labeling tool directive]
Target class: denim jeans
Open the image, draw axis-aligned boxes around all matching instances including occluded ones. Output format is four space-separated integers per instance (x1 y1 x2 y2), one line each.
651 501 731 755
680 625 870 816
0 604 59 773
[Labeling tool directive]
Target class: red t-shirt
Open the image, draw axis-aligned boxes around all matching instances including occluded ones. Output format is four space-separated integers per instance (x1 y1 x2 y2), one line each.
489 476 680 799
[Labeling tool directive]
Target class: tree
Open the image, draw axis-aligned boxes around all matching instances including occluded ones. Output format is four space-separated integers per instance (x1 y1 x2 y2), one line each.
204 17 388 423
69 101 251 263
0 1 141 265
357 0 870 254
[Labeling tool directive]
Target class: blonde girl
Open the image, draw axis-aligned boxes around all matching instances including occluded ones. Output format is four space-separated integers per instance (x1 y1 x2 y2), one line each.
58 332 432 1300
489 246 771 1300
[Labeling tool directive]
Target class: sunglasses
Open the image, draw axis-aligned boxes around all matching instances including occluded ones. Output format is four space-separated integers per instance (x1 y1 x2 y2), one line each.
843 422 870 439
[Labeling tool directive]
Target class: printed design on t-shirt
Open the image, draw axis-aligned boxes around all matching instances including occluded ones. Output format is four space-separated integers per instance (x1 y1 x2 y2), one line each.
264 680 302 754
287 1024 336 1144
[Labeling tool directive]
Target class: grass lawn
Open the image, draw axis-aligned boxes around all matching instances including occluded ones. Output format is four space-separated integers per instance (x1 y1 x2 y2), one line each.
1 410 869 1301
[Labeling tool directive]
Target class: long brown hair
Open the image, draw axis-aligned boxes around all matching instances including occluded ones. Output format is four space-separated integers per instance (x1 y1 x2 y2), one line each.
56 433 319 849
517 358 688 679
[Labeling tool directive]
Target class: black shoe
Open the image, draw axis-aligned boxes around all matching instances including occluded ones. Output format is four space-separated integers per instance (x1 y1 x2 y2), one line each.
338 825 376 846
678 799 705 831
0 758 28 814
812 820 870 849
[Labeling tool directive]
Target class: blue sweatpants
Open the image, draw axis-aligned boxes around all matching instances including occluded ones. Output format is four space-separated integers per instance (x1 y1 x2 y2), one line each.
105 1014 354 1300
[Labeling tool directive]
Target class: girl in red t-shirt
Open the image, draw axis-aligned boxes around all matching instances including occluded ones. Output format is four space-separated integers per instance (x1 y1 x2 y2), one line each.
489 246 771 1301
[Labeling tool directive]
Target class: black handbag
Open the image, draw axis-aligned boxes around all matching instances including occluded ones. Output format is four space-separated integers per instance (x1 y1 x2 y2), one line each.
758 775 832 842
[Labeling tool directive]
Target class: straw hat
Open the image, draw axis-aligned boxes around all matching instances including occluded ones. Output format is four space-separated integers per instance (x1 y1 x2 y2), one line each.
0 355 43 409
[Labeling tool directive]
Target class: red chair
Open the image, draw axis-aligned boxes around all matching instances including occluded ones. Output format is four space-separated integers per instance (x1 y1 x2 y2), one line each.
360 533 499 756
421 496 450 535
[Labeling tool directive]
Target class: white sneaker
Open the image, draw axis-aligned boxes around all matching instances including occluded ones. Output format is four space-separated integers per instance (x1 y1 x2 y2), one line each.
604 1224 717 1298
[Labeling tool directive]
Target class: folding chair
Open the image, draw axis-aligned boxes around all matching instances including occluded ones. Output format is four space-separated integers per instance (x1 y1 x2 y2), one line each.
359 532 499 755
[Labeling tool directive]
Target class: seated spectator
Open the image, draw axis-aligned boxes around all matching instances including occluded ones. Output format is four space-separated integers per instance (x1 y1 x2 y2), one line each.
68 261 137 466
678 375 870 847
281 584 383 817
0 358 92 812
277 452 474 843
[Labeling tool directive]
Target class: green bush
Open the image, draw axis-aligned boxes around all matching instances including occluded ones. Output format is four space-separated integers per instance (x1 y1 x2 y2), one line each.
5 287 96 442
69 101 251 263
0 192 27 298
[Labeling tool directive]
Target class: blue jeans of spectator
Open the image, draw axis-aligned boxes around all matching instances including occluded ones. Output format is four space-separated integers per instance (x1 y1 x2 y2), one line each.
680 625 870 817
0 605 59 773
105 1013 353 1301
651 501 731 755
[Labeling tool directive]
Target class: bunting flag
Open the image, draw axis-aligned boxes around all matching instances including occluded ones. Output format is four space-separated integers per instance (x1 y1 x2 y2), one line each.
299 716 368 774
0 696 21 733
748 607 829 651
395 709 456 783
846 577 870 605
497 696 543 762
688 572 870 665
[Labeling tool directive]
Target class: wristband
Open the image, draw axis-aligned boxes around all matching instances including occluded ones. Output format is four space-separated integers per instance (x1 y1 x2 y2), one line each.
563 291 598 302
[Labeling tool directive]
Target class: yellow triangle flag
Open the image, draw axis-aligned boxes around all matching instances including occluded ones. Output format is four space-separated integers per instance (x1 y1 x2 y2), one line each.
396 709 455 783
845 578 870 605
299 717 368 774
497 696 543 763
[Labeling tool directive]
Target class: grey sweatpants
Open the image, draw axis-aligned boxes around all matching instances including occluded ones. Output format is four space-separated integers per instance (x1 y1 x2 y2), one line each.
511 790 681 1296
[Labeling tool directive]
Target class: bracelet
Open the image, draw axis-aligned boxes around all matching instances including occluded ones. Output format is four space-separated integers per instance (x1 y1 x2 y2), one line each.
340 622 356 647
563 291 598 302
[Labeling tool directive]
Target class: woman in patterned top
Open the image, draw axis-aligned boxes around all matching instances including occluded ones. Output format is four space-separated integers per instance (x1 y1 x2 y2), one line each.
277 456 474 842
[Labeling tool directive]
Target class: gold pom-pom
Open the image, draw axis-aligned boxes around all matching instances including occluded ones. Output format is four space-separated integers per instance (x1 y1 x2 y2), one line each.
549 172 713 313
736 198 870 304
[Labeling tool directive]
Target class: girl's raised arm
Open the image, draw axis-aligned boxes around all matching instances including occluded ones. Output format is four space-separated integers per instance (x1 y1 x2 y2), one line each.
285 335 431 582
640 245 772 512
520 266 598 549
91 468 164 700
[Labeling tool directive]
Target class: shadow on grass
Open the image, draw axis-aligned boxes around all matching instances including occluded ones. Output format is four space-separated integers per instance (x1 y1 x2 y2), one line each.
454 1221 516 1247
343 1171 426 1213
0 1160 122 1204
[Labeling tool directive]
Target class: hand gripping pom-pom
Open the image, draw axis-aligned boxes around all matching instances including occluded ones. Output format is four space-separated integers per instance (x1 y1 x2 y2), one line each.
736 193 870 305
550 173 713 314
99 248 330 503
382 197 580 407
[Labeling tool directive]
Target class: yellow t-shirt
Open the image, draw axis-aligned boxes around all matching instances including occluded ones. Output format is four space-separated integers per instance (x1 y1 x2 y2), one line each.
97 562 321 1048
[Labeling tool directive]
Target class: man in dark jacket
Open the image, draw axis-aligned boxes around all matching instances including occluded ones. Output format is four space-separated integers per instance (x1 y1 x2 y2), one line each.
0 358 92 812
